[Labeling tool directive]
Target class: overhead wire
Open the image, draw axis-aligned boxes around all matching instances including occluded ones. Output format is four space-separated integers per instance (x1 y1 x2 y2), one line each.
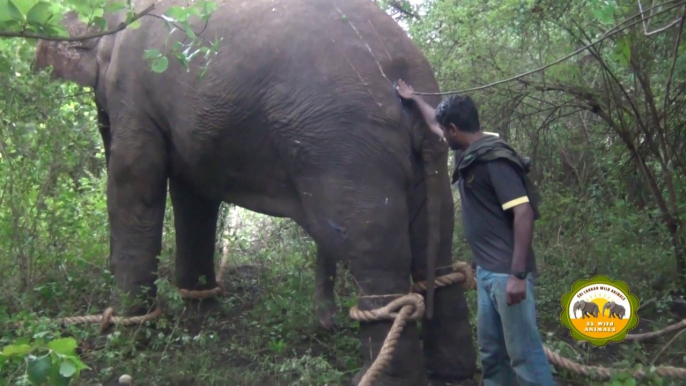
413 0 686 95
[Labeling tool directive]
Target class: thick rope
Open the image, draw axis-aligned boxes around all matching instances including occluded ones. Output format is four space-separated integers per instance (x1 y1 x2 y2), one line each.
15 241 232 330
411 261 477 293
349 293 425 386
543 346 686 380
357 261 686 382
349 294 425 322
177 236 231 299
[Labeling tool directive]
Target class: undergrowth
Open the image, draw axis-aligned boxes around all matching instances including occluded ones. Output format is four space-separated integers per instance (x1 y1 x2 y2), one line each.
1 34 685 386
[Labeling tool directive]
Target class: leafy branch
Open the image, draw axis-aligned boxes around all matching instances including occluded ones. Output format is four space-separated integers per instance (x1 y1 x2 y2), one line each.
0 1 159 41
415 0 686 95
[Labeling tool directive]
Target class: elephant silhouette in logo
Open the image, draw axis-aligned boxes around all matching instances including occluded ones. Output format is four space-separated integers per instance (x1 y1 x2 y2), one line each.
602 301 626 319
573 300 599 319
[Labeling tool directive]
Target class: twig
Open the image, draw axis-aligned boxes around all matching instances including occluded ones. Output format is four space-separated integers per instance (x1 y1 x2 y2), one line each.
640 0 686 36
650 325 686 366
414 0 686 95
0 2 160 41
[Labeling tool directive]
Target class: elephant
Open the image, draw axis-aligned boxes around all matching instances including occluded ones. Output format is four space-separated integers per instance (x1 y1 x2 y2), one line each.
602 301 626 319
573 300 599 319
33 0 477 384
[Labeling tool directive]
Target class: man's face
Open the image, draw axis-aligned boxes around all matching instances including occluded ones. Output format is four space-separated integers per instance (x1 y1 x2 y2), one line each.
441 123 467 150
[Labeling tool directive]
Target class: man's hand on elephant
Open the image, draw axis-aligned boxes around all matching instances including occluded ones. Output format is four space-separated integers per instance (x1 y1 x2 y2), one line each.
395 79 415 100
506 276 526 305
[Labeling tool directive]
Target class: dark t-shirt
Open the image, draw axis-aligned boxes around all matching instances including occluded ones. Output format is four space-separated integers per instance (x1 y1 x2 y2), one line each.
457 158 537 275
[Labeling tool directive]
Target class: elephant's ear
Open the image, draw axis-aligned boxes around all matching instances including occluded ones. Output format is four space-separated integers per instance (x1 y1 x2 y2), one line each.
34 11 100 88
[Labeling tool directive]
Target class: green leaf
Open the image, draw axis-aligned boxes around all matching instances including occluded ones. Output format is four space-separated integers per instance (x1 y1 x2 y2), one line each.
143 48 162 59
182 23 196 40
174 51 189 71
69 355 90 371
2 343 32 356
92 16 107 31
151 56 169 73
27 355 52 384
11 0 33 16
592 4 615 24
0 0 24 22
49 363 72 386
59 359 76 377
104 2 126 13
166 5 189 22
25 1 51 25
47 337 77 356
128 19 141 29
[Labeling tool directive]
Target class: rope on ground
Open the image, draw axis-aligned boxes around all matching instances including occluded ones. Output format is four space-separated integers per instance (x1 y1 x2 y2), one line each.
15 243 231 330
349 293 425 386
405 260 686 381
543 345 686 380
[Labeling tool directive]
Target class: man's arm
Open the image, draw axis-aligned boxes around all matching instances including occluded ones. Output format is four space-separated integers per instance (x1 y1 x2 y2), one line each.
511 201 535 274
395 79 444 138
487 159 535 305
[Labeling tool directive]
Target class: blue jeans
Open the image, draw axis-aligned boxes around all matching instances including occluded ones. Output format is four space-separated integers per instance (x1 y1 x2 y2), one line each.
476 266 555 386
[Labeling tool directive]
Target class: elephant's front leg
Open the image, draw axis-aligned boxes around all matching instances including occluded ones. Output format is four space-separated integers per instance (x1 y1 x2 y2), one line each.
347 198 425 385
314 245 337 331
107 125 168 315
169 179 221 313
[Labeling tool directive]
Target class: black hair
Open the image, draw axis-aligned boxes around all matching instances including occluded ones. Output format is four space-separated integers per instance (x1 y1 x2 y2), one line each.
434 94 481 133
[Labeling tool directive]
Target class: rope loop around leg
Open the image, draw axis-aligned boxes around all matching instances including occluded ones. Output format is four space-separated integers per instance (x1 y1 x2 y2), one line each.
411 260 476 293
349 293 425 323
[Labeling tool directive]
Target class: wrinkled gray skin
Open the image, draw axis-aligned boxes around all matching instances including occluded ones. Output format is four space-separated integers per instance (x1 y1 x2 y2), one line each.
34 0 477 383
574 300 599 319
602 301 626 319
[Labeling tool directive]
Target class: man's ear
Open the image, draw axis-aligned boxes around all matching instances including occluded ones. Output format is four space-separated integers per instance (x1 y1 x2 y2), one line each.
447 123 459 136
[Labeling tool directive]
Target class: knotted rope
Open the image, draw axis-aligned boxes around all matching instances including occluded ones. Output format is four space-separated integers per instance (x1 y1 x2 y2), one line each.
349 293 425 386
349 261 686 383
411 261 476 293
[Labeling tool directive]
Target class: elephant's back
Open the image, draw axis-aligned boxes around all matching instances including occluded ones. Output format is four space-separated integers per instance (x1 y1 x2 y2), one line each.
115 0 442 120
107 0 442 184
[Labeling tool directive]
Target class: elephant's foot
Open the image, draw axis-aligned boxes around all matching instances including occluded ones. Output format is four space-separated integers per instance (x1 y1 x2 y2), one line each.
351 295 427 386
352 363 427 386
184 296 222 317
314 276 338 331
315 296 338 331
110 278 159 318
419 273 477 381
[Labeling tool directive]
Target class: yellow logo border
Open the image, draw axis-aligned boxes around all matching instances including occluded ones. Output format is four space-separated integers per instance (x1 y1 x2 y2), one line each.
559 275 640 346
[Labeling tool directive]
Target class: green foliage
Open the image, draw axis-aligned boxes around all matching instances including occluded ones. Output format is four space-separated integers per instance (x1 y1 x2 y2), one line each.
0 0 685 385
0 0 219 74
1 335 89 385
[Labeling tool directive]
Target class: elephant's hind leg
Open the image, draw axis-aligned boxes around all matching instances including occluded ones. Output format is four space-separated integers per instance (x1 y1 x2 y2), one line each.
169 178 222 314
314 244 338 331
299 176 425 385
107 119 168 315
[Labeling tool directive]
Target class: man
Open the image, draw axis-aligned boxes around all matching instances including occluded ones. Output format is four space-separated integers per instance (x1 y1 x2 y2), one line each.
395 79 554 386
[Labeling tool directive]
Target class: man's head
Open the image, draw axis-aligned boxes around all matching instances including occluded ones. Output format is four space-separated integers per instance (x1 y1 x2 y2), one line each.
435 94 481 150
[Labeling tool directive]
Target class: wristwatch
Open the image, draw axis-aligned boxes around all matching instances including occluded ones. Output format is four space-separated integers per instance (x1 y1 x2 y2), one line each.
511 271 527 280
